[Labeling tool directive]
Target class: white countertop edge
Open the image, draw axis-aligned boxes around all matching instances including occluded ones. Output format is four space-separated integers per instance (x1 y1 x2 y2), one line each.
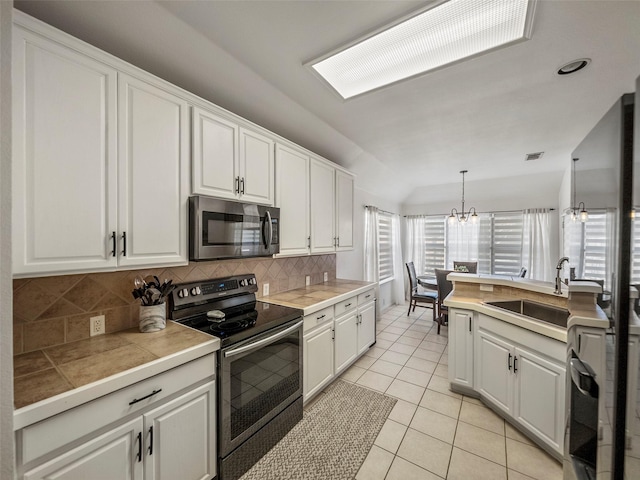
567 315 610 330
445 297 567 342
14 339 219 430
262 282 377 316
447 273 602 296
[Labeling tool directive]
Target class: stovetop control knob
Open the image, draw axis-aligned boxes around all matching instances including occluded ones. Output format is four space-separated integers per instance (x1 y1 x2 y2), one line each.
239 279 248 287
177 288 189 298
249 277 257 285
190 286 201 296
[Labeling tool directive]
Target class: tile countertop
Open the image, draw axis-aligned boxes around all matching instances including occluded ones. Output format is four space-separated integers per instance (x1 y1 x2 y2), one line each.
13 321 219 430
261 279 377 316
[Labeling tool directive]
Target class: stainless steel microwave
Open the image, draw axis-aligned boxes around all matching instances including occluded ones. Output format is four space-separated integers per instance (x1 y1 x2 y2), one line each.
189 196 280 261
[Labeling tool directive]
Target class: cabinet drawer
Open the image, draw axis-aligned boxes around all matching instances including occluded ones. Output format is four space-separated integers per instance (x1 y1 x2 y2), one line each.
334 296 357 317
19 353 215 465
303 306 334 333
358 289 375 306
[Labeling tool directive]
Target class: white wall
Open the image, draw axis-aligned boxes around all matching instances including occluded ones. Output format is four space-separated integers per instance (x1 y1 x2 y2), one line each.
0 2 13 479
336 186 401 311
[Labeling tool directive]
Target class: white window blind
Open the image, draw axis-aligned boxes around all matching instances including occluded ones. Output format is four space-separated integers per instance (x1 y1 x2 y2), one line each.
492 212 524 275
633 215 640 284
378 211 393 281
423 216 446 276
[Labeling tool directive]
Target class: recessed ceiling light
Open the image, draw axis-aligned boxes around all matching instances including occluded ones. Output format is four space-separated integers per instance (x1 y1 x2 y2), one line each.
557 58 591 76
307 0 537 99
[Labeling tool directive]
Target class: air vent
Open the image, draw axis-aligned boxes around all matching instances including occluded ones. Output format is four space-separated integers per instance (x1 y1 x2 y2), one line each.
525 152 544 161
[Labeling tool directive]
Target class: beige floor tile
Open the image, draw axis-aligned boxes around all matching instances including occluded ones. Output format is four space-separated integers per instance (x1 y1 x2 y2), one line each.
447 447 507 480
401 329 427 340
411 348 443 363
386 378 426 404
355 355 377 369
339 365 366 383
410 406 457 444
425 333 449 345
434 363 448 378
427 374 462 399
462 395 483 406
419 389 462 419
405 356 437 373
379 350 410 366
388 342 417 355
364 346 387 359
396 336 423 347
388 399 418 426
374 339 394 350
420 340 447 353
506 438 563 480
507 470 537 480
355 445 394 480
369 359 403 378
385 456 442 480
356 370 394 393
374 418 407 454
459 401 505 435
384 326 407 335
505 421 535 446
378 332 401 342
454 421 506 465
439 353 449 366
396 428 452 478
395 366 432 387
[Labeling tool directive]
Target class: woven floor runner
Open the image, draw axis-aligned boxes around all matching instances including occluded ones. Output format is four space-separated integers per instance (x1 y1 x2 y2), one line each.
240 380 397 480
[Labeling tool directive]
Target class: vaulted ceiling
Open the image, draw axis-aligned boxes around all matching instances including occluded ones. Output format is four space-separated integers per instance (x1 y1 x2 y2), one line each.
15 0 640 205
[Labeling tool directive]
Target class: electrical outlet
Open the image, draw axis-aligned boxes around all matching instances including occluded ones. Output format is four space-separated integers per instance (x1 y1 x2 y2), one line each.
90 315 105 336
263 283 270 296
323 272 328 282
305 275 311 286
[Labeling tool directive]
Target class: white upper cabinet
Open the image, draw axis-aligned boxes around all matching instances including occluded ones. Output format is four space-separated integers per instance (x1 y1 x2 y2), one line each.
335 170 354 251
117 73 189 269
309 158 336 254
275 143 310 256
192 107 274 205
12 21 118 275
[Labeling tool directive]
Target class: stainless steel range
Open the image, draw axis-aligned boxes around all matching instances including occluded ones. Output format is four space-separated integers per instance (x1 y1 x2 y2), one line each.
168 274 303 480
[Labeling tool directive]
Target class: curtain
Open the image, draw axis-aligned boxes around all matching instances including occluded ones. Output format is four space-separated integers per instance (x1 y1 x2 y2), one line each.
446 219 480 268
390 213 405 304
522 208 552 281
363 206 379 282
404 216 426 275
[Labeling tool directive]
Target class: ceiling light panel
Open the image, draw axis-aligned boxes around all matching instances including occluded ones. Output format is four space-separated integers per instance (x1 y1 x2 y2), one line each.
309 0 536 99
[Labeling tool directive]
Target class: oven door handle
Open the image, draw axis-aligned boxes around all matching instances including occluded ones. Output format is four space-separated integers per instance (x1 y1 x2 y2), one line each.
224 320 302 358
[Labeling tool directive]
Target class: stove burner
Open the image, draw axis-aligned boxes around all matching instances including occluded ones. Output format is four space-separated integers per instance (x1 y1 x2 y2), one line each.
209 316 257 336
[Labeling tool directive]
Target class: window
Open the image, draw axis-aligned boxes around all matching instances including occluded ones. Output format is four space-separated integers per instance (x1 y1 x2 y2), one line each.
423 216 446 276
491 212 524 275
633 215 640 284
378 211 394 281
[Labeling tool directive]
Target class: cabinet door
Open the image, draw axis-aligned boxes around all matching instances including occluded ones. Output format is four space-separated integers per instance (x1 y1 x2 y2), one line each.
275 144 310 256
13 25 118 275
23 418 143 480
513 347 565 452
192 107 239 200
334 312 358 374
357 301 376 355
335 170 354 251
239 128 274 205
118 73 189 268
449 309 474 389
303 323 334 402
143 382 216 480
476 330 513 415
309 158 336 253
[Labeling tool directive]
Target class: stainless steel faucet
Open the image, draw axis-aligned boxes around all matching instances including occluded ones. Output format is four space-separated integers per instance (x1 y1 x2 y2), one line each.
555 257 570 294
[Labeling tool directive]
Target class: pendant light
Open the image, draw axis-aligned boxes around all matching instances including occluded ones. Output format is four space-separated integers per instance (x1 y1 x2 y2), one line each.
448 170 478 224
570 158 588 222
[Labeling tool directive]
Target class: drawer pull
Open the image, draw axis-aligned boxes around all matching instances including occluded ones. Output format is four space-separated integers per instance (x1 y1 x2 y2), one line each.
136 431 142 462
317 314 326 320
508 353 512 371
148 426 154 455
513 356 518 373
129 388 162 406
345 303 352 308
365 294 371 298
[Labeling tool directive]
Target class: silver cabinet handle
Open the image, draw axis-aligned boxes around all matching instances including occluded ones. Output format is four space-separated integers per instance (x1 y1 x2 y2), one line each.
225 320 302 358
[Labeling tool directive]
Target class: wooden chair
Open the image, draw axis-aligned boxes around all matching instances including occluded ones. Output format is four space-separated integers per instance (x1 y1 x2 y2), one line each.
453 261 477 273
406 262 438 321
435 268 454 334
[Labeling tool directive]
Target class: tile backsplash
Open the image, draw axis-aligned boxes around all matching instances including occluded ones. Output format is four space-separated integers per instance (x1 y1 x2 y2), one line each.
13 254 336 354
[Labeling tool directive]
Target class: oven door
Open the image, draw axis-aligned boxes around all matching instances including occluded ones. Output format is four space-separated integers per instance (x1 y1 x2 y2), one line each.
218 318 302 457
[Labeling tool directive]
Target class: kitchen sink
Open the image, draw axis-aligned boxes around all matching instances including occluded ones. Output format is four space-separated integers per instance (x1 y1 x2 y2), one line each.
484 300 570 328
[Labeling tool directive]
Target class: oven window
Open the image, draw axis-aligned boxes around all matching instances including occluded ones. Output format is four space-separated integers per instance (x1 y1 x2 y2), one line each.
228 334 300 441
203 212 262 246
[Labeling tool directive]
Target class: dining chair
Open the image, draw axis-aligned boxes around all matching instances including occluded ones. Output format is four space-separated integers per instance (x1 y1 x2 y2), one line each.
434 268 454 334
453 261 477 273
406 262 438 321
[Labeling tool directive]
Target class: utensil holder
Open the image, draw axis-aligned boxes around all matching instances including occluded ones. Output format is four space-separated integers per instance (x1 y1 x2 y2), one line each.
139 303 166 333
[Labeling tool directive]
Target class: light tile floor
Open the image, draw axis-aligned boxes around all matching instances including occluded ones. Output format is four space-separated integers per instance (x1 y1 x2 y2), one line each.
337 303 564 480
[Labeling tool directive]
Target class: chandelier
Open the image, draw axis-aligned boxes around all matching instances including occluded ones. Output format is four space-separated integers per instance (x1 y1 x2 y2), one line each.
448 170 478 224
570 158 588 222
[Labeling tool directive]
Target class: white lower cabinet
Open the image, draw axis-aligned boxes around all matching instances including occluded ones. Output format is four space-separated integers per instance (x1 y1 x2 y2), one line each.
17 356 216 480
357 298 376 355
448 308 474 390
334 310 358 375
303 321 335 402
474 314 565 457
